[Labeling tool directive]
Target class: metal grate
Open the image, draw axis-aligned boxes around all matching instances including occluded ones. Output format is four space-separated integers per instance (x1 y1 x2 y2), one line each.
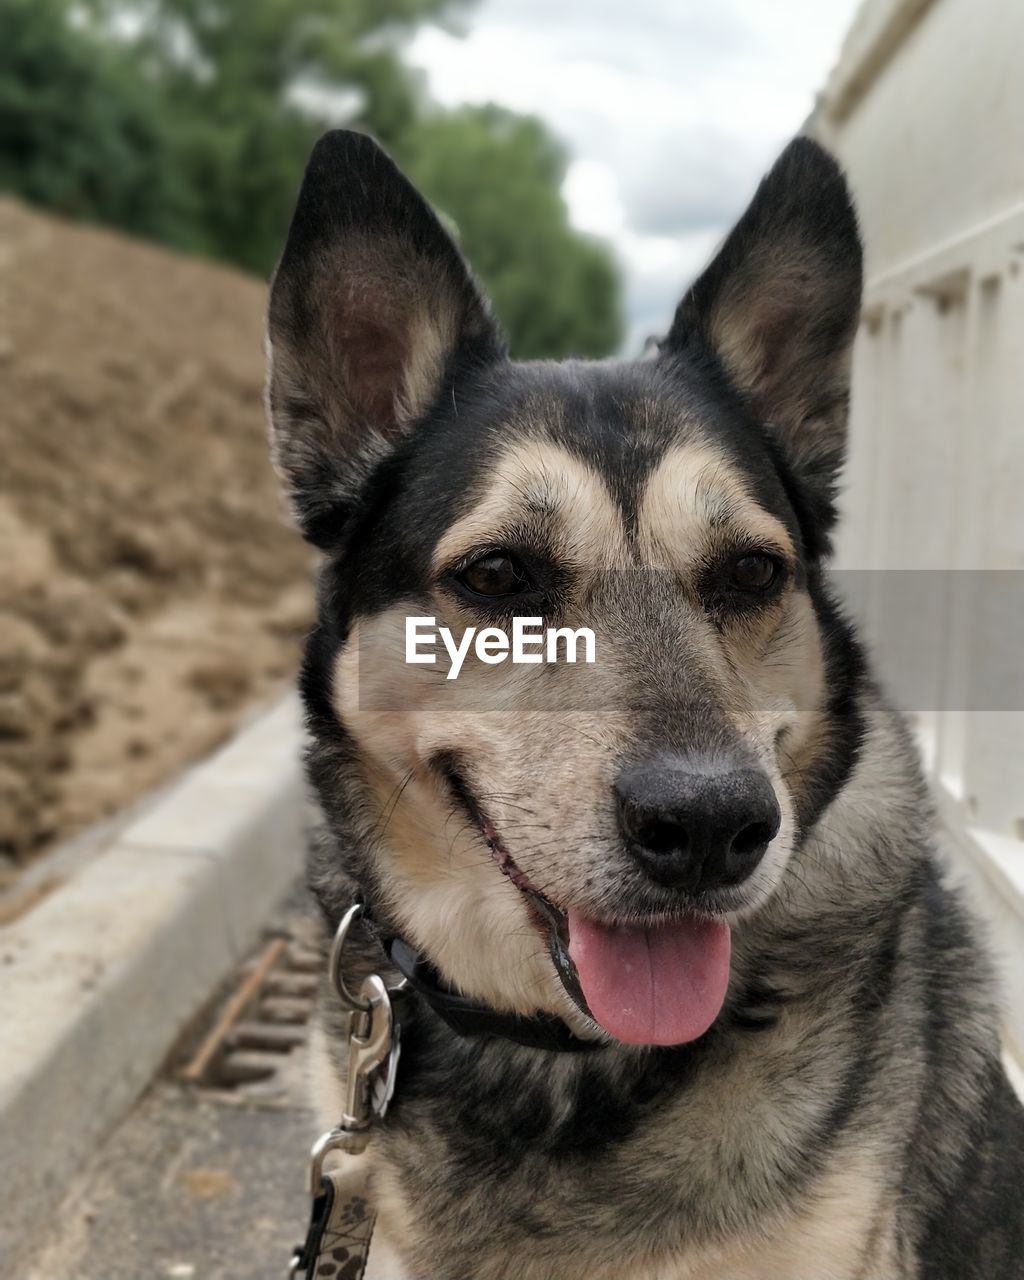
181 932 320 1089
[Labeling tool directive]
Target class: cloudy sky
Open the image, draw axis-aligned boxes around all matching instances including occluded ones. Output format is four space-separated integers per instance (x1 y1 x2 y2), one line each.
408 0 862 351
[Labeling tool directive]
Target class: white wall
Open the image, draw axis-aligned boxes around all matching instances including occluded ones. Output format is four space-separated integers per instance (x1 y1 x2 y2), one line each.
810 0 1024 1060
814 0 1024 282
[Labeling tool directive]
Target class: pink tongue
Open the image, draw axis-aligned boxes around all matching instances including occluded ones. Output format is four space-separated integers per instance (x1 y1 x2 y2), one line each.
567 910 731 1046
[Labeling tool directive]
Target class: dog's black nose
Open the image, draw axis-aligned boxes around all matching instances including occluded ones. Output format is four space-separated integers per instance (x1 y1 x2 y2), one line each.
615 756 781 894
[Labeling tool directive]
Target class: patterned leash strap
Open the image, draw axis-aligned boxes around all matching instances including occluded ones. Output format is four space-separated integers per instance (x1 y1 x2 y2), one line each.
291 1162 376 1280
290 903 404 1278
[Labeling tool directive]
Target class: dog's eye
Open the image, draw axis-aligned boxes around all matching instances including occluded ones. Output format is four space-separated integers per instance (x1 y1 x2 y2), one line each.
729 553 779 593
457 553 533 598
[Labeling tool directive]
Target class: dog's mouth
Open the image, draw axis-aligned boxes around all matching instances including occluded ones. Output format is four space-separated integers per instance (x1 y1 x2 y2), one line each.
443 766 731 1048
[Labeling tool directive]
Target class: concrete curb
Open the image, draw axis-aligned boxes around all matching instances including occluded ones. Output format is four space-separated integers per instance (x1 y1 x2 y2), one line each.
0 693 307 1268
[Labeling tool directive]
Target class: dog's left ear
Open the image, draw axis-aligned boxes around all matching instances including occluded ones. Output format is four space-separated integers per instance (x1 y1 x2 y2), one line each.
662 137 862 534
266 130 505 546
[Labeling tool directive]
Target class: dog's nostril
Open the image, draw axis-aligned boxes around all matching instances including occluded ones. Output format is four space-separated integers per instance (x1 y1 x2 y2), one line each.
636 816 689 857
730 821 774 859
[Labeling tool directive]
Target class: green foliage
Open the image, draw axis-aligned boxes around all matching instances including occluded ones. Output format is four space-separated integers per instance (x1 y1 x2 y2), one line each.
402 106 623 358
69 0 462 272
0 0 195 244
0 0 623 356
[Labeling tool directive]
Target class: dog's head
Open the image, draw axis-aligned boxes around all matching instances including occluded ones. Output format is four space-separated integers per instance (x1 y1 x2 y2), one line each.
266 132 863 1048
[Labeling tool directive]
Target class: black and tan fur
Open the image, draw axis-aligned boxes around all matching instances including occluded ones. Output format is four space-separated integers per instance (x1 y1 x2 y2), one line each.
266 131 1024 1278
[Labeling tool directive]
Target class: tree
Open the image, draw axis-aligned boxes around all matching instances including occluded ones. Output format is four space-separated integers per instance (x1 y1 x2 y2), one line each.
76 0 468 272
0 0 195 245
402 106 623 358
0 1 623 356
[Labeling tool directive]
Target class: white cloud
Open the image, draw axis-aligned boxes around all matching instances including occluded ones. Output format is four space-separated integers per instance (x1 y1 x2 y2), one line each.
562 159 626 237
408 0 861 352
616 227 725 348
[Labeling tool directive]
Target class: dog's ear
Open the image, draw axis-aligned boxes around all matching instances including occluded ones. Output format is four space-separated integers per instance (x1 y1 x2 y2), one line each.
266 130 504 546
662 137 862 534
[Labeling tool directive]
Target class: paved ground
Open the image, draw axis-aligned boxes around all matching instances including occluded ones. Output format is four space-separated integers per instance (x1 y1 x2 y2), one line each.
0 696 306 1270
27 1074 315 1279
24 891 405 1280
24 906 319 1280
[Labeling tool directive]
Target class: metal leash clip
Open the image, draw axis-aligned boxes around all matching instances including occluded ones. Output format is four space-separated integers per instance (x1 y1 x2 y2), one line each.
290 903 404 1276
309 902 404 1188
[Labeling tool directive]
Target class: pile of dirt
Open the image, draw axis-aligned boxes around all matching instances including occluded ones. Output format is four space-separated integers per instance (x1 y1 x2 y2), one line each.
0 198 313 871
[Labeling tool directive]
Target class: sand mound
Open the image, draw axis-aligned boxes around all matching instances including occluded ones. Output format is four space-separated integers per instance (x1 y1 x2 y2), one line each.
0 198 312 870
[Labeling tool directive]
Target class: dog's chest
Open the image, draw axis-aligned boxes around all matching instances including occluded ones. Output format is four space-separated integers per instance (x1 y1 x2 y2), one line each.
311 1024 900 1280
367 1124 898 1280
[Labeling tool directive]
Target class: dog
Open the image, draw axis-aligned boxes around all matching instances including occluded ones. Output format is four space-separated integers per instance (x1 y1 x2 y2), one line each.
265 130 1024 1279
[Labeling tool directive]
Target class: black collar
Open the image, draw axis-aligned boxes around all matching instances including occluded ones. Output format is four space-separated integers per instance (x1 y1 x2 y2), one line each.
352 898 604 1054
386 935 604 1054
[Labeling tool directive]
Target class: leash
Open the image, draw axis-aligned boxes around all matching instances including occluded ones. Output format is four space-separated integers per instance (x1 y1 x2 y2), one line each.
289 898 604 1276
290 902 403 1279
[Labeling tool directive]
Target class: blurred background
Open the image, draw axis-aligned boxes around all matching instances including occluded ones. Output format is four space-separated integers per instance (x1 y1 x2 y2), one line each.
2 0 1023 1273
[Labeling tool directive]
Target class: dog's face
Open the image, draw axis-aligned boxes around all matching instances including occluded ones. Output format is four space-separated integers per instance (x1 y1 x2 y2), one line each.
266 133 862 1047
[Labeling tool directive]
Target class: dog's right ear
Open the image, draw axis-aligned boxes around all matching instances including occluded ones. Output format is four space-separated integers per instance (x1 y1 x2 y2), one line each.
266 130 504 547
